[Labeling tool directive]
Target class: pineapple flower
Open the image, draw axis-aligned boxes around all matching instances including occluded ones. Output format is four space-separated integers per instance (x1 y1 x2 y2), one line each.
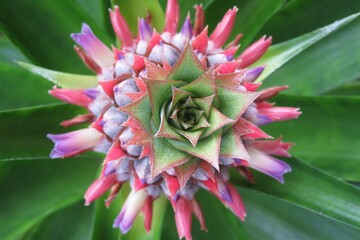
47 0 301 239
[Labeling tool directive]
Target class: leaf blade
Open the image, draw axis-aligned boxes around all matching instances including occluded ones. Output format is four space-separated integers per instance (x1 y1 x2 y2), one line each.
253 13 360 83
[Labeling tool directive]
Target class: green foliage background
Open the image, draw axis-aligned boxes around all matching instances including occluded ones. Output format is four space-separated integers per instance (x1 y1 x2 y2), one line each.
0 0 359 239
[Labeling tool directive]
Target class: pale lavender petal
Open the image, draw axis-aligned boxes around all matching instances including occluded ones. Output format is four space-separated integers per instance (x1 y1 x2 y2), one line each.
84 89 99 99
181 17 192 39
217 179 232 203
47 128 103 158
113 189 148 233
243 66 265 82
139 19 153 41
252 114 272 126
71 23 113 68
104 161 117 176
247 147 291 184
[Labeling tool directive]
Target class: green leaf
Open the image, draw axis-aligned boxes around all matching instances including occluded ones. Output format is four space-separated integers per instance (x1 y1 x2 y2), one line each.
205 0 285 50
0 34 57 111
167 43 205 83
145 79 183 127
159 0 215 25
0 104 86 161
217 86 259 120
17 61 98 89
161 188 246 240
94 183 168 240
260 0 360 43
233 158 360 230
26 201 96 240
263 95 360 181
92 187 122 240
120 95 152 132
253 13 360 83
76 0 112 37
238 189 360 240
0 157 100 240
220 127 249 160
180 70 216 98
113 0 165 33
162 187 360 239
0 0 112 73
326 81 360 96
201 106 233 137
168 130 221 170
151 132 191 177
261 17 360 95
124 196 168 240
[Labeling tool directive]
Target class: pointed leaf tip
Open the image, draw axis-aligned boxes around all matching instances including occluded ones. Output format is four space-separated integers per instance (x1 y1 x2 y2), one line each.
17 61 98 89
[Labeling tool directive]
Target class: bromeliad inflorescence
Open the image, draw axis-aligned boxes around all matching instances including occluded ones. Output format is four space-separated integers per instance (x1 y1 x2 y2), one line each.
46 0 300 239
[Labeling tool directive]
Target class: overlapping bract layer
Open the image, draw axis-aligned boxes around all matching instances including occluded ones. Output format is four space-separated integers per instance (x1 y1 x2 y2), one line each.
46 0 300 239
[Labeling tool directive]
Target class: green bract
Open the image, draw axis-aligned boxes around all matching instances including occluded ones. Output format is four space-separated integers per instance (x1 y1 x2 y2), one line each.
121 43 259 181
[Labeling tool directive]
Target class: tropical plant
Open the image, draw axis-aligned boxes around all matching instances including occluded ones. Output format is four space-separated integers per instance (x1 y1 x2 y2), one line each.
0 0 359 240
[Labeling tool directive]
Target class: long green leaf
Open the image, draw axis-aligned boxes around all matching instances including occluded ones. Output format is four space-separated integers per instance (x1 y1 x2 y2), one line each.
239 189 360 240
233 158 360 230
0 157 100 240
18 61 98 89
0 0 112 73
159 0 215 24
161 189 247 240
92 183 167 240
0 104 86 161
261 17 360 95
25 201 96 240
260 0 360 43
124 196 168 240
326 81 360 96
253 13 360 83
205 0 285 50
263 95 360 181
162 187 360 239
112 0 165 33
0 34 57 111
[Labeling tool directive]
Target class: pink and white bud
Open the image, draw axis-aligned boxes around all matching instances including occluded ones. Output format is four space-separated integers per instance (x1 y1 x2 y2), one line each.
221 45 240 61
164 0 180 34
47 128 103 158
223 183 246 221
258 105 301 122
71 23 113 69
84 173 118 205
109 6 133 49
238 36 272 68
74 45 102 74
162 172 181 201
210 7 238 49
191 27 208 54
243 104 272 126
49 87 92 107
191 199 207 231
256 86 289 102
253 137 293 158
247 147 291 183
60 113 93 127
193 4 205 36
142 196 154 232
225 33 242 49
175 197 193 240
113 188 148 233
